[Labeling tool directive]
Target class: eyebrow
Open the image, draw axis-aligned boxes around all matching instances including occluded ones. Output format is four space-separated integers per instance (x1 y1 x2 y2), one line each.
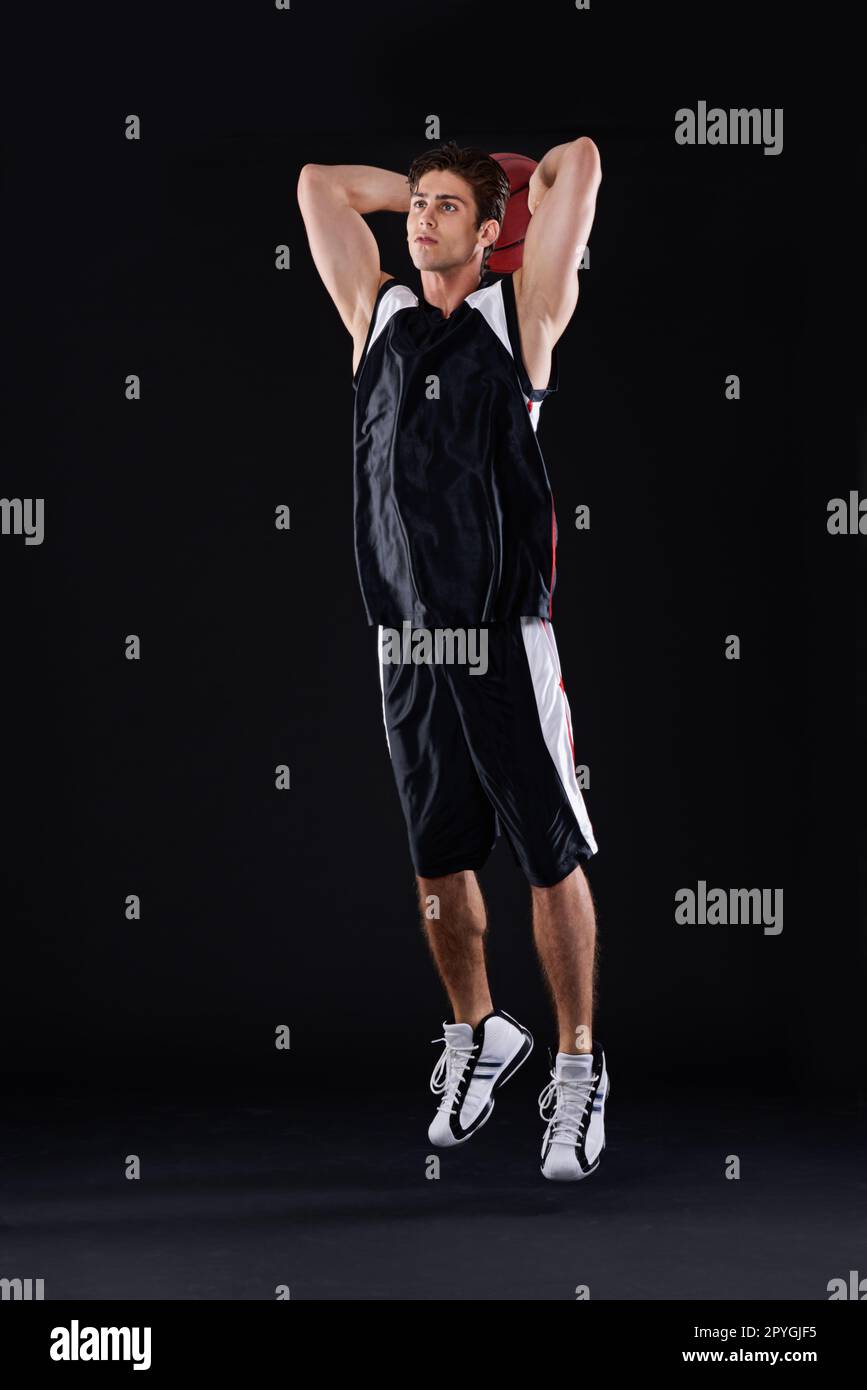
412 192 468 204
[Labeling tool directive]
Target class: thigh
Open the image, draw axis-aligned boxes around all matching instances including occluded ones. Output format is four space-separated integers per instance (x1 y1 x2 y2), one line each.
443 618 598 886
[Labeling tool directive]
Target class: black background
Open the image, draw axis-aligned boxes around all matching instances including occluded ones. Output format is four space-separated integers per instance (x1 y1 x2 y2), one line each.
2 1 862 1102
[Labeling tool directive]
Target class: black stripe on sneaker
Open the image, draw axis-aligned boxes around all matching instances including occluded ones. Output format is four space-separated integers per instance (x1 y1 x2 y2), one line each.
448 1009 523 1140
448 1010 534 1140
447 1012 494 1140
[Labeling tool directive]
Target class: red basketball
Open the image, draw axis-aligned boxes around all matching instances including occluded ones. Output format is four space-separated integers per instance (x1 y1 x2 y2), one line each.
487 152 537 272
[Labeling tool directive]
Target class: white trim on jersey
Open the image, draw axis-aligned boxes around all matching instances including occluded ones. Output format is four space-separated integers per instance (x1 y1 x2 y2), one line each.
466 279 544 433
464 278 513 364
367 283 418 355
520 616 598 854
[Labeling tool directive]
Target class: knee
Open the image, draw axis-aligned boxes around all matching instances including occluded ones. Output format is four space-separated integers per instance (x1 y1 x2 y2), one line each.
417 868 474 893
530 861 587 896
416 869 473 914
416 869 480 925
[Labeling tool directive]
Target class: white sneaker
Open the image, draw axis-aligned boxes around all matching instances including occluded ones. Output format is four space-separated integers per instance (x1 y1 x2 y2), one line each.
428 1009 534 1147
538 1041 609 1180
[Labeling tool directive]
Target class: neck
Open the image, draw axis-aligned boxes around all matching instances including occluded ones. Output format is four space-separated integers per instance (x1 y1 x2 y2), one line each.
420 262 486 317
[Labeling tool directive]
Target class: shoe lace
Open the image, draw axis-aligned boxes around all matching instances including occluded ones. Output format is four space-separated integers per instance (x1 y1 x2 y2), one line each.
537 1068 599 1145
430 1035 478 1115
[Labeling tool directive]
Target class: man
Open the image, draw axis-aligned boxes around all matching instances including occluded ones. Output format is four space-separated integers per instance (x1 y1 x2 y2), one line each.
297 138 608 1180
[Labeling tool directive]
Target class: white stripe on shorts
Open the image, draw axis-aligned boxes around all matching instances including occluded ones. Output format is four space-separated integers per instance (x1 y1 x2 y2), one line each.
520 617 598 854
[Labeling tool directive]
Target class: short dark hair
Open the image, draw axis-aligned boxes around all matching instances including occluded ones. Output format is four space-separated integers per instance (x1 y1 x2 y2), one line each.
407 140 510 276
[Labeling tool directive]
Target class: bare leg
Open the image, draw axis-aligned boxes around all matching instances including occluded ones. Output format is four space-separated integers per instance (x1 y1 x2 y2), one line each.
417 869 493 1027
531 863 598 1054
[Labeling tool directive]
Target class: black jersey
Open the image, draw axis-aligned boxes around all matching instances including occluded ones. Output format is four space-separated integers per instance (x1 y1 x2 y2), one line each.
352 268 560 627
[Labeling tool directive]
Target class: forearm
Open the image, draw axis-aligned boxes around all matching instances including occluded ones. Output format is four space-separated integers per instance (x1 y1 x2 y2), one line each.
309 163 412 215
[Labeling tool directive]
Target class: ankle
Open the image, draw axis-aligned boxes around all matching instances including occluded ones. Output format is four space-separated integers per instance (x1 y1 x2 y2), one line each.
454 1003 494 1029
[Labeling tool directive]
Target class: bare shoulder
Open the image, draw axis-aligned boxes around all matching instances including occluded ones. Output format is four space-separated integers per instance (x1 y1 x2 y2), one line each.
352 271 396 376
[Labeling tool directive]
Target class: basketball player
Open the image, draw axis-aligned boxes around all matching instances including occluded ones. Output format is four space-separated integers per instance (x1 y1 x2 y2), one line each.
297 139 607 1180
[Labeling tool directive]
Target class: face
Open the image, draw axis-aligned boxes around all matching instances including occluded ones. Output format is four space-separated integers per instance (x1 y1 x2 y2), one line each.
407 169 497 273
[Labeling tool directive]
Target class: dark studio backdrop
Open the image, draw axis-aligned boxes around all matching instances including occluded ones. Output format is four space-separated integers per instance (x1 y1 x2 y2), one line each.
2 2 862 1112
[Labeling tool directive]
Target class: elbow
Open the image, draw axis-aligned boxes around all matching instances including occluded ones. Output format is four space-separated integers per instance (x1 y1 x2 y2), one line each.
570 137 602 180
296 163 326 202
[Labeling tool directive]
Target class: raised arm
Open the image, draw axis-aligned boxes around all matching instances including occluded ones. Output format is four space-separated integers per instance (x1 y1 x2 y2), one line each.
515 138 602 367
296 164 411 367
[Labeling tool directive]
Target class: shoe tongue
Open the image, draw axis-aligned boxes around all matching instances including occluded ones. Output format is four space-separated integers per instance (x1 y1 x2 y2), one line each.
556 1051 594 1078
444 1022 475 1044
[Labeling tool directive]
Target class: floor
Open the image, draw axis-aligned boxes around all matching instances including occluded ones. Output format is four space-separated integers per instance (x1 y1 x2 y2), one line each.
3 1070 865 1301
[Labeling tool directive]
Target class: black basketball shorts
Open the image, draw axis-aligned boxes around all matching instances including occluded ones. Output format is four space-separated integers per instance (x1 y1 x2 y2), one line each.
376 617 598 887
